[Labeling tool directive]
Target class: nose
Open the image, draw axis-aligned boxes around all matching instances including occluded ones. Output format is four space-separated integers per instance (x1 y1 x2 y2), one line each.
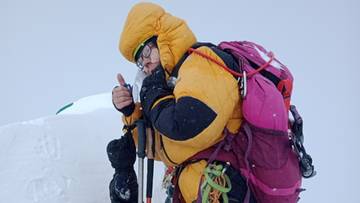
142 58 151 73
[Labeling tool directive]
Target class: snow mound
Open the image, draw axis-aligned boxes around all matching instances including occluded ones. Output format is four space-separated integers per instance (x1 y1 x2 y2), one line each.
0 108 166 203
56 92 113 115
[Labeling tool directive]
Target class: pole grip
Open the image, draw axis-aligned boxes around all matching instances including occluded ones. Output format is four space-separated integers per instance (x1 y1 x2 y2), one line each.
137 120 146 159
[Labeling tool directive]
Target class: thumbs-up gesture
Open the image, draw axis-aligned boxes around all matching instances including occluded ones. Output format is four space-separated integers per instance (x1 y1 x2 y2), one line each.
112 73 135 116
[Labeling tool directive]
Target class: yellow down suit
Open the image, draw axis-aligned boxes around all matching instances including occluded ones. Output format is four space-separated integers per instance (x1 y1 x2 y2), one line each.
119 3 242 202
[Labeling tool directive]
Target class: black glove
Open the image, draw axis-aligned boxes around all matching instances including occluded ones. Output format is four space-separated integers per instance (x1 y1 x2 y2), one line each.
112 85 135 117
109 168 138 203
107 132 136 171
107 133 138 202
140 66 172 119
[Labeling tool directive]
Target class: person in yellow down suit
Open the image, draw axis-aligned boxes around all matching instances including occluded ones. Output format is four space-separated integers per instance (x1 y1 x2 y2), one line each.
111 2 256 203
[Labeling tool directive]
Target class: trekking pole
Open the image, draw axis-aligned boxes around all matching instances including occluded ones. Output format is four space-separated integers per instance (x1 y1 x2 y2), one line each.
136 119 146 203
146 126 155 203
146 158 154 203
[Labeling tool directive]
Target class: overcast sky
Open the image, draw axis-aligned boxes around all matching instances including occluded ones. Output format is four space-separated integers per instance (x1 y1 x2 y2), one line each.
1 1 360 201
1 0 359 125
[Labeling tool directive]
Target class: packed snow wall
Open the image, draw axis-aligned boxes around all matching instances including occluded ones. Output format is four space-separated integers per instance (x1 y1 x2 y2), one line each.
0 107 166 203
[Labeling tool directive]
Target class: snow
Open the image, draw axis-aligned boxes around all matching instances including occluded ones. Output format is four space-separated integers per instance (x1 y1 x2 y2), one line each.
57 93 112 115
0 97 166 203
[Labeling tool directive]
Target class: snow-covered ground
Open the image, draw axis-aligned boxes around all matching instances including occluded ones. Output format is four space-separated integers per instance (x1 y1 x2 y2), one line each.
0 94 166 203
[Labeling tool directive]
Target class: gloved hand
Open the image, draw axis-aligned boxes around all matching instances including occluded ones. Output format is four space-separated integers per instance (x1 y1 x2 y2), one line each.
109 169 138 203
107 133 138 202
140 65 172 119
107 132 136 171
112 73 135 116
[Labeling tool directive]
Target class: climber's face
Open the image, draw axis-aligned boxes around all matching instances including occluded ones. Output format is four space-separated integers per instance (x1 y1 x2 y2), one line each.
136 42 160 75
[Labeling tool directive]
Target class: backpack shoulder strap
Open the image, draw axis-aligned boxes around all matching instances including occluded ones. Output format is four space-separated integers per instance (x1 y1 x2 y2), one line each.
170 42 239 78
210 46 240 73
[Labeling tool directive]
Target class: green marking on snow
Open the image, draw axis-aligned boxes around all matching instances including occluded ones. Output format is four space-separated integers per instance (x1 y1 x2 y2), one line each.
56 102 74 115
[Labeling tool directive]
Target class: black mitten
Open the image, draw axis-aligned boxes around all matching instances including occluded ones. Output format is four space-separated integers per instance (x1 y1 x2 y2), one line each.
107 132 138 203
109 168 138 203
107 132 136 171
140 66 172 118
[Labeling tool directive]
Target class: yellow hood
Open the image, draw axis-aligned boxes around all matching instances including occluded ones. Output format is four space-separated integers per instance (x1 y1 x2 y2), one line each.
119 2 197 73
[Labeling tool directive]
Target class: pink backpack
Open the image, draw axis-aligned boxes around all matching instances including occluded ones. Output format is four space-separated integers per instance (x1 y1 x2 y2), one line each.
186 41 315 203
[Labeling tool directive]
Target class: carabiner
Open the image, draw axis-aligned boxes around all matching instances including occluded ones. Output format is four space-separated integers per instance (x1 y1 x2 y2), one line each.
240 71 247 98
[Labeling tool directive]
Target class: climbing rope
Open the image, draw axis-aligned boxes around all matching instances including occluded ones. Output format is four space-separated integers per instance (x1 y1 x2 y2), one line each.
201 163 232 203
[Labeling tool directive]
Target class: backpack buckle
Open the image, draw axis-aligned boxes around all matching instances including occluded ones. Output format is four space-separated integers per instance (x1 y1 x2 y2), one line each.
167 76 178 89
240 71 247 98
